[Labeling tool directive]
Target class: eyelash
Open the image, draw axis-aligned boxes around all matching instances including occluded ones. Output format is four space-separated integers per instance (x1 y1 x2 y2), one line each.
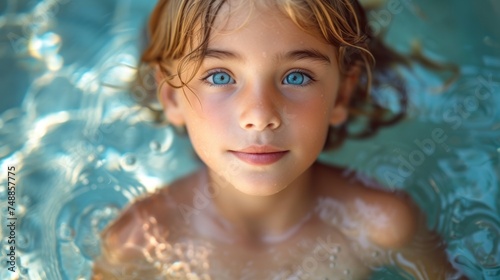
200 69 316 87
284 69 316 87
200 69 234 87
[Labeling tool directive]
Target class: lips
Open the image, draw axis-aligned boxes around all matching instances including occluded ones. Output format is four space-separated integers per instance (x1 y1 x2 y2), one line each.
230 145 289 165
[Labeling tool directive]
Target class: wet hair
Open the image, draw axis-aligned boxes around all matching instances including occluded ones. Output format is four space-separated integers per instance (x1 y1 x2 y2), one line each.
139 0 409 150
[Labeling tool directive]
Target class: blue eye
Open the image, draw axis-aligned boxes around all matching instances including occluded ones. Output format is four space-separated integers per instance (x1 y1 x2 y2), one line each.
283 71 311 86
205 71 234 85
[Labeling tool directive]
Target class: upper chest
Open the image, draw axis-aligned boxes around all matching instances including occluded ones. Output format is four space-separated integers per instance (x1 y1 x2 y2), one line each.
153 210 375 280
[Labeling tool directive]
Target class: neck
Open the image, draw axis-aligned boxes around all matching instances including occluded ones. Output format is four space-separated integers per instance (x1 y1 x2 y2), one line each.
204 164 318 243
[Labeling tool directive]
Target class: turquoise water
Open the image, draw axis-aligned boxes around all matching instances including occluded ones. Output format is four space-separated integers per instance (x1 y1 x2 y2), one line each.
0 0 498 279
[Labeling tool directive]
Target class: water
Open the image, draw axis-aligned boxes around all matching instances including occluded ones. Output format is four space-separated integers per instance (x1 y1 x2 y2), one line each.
0 0 499 279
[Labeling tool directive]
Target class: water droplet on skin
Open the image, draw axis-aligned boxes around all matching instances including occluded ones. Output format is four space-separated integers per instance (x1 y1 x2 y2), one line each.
329 255 336 261
333 246 341 254
343 269 350 275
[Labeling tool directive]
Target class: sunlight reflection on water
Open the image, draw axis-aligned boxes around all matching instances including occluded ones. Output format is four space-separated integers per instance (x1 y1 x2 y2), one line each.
0 0 499 279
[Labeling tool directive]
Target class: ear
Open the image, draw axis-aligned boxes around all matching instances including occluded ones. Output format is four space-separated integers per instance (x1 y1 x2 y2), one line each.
329 65 361 126
155 69 186 126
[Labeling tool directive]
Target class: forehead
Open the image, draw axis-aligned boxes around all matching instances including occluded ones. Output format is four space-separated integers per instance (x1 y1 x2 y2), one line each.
208 0 334 54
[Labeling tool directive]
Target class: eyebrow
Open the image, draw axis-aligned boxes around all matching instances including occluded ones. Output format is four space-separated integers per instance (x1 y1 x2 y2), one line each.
204 49 243 60
203 48 331 65
280 49 331 65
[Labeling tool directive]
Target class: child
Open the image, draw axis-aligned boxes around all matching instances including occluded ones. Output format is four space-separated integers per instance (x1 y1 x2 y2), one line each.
93 0 466 279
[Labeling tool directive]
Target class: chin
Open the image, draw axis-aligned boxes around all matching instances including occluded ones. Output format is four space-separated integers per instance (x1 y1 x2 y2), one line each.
231 176 291 197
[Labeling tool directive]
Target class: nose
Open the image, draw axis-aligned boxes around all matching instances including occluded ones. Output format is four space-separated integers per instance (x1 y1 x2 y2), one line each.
238 84 282 131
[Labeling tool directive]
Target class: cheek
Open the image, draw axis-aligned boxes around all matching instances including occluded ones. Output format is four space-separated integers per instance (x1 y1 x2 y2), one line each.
196 100 233 130
298 96 333 125
181 98 232 150
182 92 225 124
289 99 332 143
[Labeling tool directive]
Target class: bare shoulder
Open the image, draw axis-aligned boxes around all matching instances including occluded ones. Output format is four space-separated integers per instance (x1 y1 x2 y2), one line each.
315 164 467 278
91 192 168 279
98 192 170 262
92 170 202 279
315 163 419 249
99 170 201 258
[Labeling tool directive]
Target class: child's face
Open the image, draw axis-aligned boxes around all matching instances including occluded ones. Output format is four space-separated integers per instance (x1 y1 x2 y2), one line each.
160 1 356 196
